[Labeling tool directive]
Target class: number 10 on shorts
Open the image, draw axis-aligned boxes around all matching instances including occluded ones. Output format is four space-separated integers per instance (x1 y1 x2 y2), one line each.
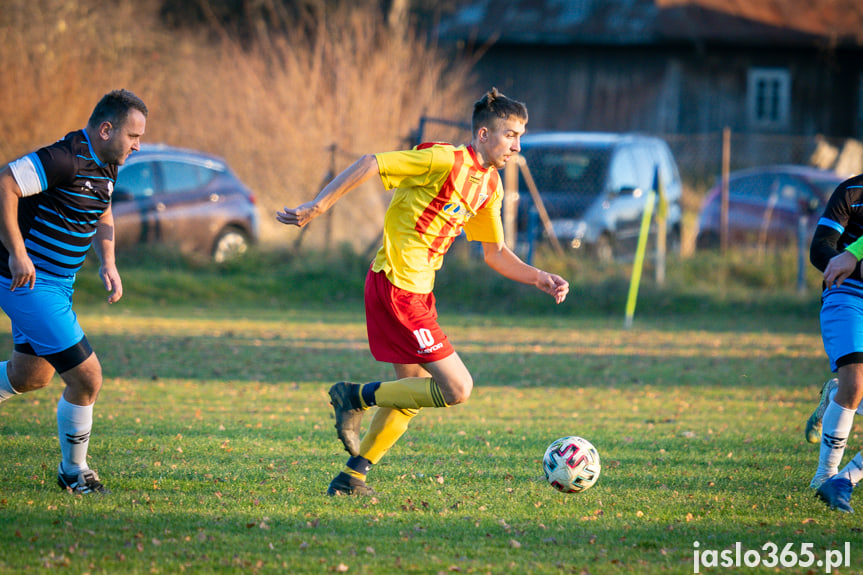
413 328 435 348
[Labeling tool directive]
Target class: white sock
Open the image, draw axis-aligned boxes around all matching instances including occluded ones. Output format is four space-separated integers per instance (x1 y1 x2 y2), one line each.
838 452 863 486
57 396 93 476
816 401 856 477
0 361 19 403
823 381 863 416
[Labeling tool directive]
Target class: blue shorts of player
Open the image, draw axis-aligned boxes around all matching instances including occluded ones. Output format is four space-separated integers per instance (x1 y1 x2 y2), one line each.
0 274 92 373
821 283 863 372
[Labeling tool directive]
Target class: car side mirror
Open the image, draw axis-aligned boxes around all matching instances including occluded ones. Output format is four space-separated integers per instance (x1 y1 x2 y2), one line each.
798 197 820 214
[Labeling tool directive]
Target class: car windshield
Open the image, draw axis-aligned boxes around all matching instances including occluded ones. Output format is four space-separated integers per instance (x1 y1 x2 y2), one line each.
520 147 611 194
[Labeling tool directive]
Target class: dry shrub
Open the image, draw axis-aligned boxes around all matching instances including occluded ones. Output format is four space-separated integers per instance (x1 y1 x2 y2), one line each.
0 0 476 250
0 0 162 157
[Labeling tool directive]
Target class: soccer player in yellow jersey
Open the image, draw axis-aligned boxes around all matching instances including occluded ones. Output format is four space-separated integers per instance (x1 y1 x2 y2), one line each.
277 88 569 495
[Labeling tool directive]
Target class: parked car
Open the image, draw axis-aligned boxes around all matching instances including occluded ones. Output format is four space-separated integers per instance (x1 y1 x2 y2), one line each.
695 165 845 250
517 132 682 262
112 144 259 262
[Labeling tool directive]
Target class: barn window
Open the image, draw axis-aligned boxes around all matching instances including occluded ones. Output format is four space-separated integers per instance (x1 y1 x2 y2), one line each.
747 68 790 130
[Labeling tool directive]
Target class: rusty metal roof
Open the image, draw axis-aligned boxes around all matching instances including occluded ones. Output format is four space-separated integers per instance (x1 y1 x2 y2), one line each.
434 0 863 46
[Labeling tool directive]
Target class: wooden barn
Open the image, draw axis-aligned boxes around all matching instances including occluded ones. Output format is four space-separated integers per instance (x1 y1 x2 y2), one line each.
434 0 863 140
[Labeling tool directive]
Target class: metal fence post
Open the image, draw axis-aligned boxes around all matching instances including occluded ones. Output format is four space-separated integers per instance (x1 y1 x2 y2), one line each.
720 127 731 255
797 214 809 293
526 207 539 266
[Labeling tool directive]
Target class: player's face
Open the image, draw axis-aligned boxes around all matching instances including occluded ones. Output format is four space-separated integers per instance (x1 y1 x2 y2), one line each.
100 109 147 165
476 116 525 170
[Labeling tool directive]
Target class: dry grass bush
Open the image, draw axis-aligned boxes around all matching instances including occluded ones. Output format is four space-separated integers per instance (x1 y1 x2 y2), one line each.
0 0 476 249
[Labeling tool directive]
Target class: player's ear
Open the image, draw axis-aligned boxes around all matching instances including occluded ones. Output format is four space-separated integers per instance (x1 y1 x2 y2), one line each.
98 121 114 141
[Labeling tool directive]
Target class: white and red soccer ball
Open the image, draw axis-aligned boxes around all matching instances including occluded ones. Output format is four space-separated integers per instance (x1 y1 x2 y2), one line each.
542 436 601 493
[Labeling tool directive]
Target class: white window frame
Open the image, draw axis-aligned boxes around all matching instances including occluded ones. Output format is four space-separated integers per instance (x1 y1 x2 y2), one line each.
747 68 790 130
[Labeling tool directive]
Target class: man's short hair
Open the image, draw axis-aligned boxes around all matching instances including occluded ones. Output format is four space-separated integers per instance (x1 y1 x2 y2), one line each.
472 87 528 134
87 89 148 130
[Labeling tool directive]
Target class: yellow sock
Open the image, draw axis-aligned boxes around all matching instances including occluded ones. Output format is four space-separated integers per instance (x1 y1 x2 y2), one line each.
359 407 420 464
372 377 448 409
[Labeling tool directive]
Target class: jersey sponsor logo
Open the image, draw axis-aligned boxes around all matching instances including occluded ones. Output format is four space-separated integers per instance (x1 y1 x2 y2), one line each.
469 175 482 185
442 202 474 223
108 181 113 196
442 202 462 216
418 342 444 354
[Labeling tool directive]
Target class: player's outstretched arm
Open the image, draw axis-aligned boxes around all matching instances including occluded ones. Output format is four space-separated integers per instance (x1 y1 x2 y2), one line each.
277 154 380 228
481 241 569 304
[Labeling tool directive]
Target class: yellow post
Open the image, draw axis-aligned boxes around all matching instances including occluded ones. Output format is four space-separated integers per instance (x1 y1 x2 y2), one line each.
625 190 656 329
653 167 667 286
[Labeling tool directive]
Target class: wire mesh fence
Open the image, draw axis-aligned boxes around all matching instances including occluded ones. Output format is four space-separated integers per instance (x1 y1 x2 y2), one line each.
414 115 863 197
6 115 858 266
663 131 863 193
409 118 863 291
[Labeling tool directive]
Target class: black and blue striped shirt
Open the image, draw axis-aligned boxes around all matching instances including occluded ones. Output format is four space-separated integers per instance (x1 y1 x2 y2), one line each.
812 173 863 294
3 130 115 278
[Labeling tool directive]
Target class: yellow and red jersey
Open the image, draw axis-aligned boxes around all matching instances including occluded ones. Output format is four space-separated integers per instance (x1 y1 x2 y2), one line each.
373 143 505 293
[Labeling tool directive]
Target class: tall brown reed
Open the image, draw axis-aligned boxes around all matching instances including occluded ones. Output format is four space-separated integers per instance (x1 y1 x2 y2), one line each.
0 0 476 248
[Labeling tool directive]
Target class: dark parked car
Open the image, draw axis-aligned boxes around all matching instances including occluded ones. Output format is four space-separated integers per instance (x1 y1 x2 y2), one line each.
112 144 259 262
517 132 682 262
696 165 845 250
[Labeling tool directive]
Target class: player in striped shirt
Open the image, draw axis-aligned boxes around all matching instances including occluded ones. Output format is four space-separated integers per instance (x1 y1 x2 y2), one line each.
803 173 863 511
0 89 147 494
278 88 569 495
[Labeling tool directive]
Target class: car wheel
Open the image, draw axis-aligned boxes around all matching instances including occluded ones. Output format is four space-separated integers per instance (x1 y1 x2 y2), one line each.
213 227 250 263
594 234 614 264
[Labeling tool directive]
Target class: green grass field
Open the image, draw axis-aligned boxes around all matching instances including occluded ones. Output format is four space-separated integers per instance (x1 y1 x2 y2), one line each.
0 251 860 574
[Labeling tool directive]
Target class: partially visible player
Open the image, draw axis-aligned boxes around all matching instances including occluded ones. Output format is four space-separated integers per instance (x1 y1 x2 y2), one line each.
806 173 863 512
277 88 569 495
0 89 148 494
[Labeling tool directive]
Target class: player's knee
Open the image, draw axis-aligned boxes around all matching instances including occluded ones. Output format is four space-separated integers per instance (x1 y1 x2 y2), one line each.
54 340 102 404
9 371 53 392
442 377 473 406
7 357 55 392
60 360 103 403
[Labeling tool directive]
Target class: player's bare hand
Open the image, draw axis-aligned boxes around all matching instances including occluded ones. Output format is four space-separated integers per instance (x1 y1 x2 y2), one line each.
538 271 569 304
100 264 123 304
8 253 35 291
276 201 319 228
824 250 859 288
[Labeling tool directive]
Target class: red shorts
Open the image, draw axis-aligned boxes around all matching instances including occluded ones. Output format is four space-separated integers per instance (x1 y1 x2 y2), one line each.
364 267 454 364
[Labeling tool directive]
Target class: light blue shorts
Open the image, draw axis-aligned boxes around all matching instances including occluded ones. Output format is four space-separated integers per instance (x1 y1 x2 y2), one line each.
820 287 863 372
0 274 84 356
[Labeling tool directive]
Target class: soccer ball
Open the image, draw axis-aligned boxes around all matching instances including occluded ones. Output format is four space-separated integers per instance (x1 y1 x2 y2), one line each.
542 436 601 493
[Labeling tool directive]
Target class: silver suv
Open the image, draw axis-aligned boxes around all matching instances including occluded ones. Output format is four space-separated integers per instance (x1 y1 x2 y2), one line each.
517 132 682 262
